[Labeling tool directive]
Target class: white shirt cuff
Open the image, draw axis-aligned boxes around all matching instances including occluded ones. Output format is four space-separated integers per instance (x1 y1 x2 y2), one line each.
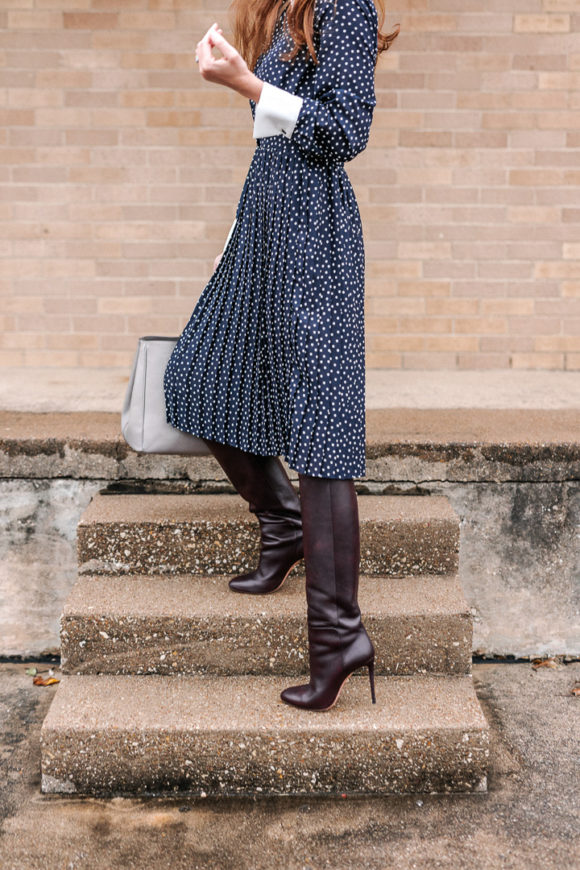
253 81 304 140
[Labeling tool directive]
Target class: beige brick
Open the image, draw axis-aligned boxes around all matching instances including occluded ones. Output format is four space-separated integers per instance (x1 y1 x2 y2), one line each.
426 298 479 315
514 14 570 31
403 353 458 369
563 243 580 259
368 334 426 352
0 1 577 373
507 206 561 223
37 0 90 7
147 110 201 127
0 148 36 165
400 14 458 31
34 72 91 93
512 352 564 369
397 241 452 260
365 352 402 368
481 299 535 316
0 350 25 366
121 53 177 70
98 297 154 315
118 12 175 29
78 351 137 367
457 353 511 369
482 112 535 129
423 336 479 352
91 0 143 7
0 108 34 126
562 282 580 298
8 10 62 28
120 90 175 108
543 0 580 10
0 259 95 278
35 108 91 127
399 316 453 333
453 317 507 334
63 12 118 28
90 108 147 127
24 350 80 367
537 112 580 129
91 32 149 51
534 335 580 352
8 88 62 108
535 261 580 278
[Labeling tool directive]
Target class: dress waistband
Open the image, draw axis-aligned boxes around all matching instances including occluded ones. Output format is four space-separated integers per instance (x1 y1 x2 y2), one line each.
256 134 344 169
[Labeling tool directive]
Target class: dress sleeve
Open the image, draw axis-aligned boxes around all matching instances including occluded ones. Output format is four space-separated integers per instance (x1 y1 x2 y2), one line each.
254 0 378 163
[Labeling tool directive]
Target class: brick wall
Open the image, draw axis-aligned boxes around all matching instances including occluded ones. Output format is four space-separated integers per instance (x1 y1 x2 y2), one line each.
0 0 579 370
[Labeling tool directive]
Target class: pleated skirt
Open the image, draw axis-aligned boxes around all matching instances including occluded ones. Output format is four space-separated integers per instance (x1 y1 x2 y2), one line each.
164 135 366 479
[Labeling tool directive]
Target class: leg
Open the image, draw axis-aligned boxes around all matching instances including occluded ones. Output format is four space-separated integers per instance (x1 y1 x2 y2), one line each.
280 473 376 711
202 437 304 594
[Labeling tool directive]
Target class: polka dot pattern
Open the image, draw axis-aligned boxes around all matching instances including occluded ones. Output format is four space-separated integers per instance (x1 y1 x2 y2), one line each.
164 0 378 479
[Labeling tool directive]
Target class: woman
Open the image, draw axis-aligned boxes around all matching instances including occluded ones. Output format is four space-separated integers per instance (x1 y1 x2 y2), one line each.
164 0 399 711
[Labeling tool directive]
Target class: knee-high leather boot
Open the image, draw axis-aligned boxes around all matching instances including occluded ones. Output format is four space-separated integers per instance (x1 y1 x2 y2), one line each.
280 474 376 711
202 438 304 594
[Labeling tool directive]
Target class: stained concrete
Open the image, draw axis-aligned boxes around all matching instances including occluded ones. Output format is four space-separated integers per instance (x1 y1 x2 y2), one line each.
1 661 578 868
2 408 579 482
1 407 578 659
40 673 489 796
60 573 472 677
77 492 459 577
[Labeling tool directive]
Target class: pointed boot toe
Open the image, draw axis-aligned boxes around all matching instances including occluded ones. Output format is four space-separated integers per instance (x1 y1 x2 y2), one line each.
280 684 312 708
228 510 304 594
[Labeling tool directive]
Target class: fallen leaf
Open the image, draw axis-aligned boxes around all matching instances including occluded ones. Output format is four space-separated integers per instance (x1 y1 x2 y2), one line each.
571 686 580 697
25 667 37 676
32 675 60 687
531 658 559 670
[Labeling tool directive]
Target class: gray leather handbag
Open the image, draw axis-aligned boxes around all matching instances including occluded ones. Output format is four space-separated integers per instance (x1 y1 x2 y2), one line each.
121 336 212 455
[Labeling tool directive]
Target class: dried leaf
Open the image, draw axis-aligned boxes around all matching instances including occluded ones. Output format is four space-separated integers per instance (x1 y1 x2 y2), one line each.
571 686 580 697
32 675 60 687
531 658 559 670
25 667 37 676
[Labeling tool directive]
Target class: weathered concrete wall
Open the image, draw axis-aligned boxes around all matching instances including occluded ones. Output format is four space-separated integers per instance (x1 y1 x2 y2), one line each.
1 410 578 659
0 479 101 657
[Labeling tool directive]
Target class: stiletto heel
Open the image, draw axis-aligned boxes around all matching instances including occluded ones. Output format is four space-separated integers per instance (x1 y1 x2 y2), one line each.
368 658 376 704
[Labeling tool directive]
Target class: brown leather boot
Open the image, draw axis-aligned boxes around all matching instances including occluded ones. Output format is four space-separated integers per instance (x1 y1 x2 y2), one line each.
280 474 376 711
202 438 304 594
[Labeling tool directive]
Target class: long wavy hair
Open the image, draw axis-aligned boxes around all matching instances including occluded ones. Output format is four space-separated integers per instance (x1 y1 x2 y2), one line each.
230 0 400 72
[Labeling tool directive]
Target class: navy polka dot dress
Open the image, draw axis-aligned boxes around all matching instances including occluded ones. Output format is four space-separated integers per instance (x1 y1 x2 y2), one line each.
164 0 378 479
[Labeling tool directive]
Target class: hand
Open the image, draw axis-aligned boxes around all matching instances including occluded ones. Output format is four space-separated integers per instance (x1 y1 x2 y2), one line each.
213 252 223 271
196 23 263 102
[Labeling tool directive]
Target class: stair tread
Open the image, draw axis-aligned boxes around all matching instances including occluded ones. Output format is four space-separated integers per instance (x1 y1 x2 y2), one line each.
79 493 458 526
64 573 470 619
42 673 488 734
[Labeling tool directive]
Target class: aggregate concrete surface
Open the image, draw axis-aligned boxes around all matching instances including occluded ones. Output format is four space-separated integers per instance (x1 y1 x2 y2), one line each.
1 368 580 413
1 661 578 869
60 573 471 677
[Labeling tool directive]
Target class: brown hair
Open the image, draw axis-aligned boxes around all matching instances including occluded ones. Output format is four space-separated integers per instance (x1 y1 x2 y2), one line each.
230 0 400 73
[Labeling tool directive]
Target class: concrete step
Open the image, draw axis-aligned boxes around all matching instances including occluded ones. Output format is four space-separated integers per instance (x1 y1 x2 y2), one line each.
40 673 489 796
60 573 472 677
77 493 459 577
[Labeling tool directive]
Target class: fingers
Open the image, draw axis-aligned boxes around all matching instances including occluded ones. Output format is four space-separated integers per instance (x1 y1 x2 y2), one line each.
196 23 218 68
197 22 236 69
208 28 236 60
